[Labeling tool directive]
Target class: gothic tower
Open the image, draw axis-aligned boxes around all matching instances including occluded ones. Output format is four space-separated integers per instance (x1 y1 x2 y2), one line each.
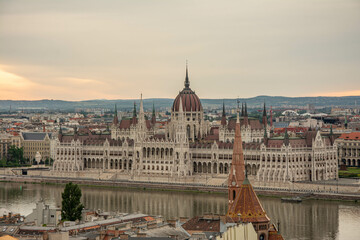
227 105 245 206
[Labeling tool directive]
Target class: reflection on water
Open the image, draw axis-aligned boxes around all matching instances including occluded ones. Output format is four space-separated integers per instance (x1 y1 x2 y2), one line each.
1 182 359 240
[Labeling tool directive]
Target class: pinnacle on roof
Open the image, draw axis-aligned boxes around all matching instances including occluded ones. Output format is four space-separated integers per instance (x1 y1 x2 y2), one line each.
222 101 226 117
263 102 267 117
227 100 245 211
345 113 348 124
236 101 240 124
284 128 289 146
151 102 156 125
178 95 184 113
330 125 333 135
244 102 248 117
133 101 137 118
152 102 156 117
264 125 268 139
113 104 119 125
221 101 227 126
184 61 190 89
139 94 144 114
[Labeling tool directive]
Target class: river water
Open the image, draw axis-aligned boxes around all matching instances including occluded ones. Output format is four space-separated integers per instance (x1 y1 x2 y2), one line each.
1 182 359 240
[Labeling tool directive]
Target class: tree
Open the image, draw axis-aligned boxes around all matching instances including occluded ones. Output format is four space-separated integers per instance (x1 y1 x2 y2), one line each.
61 182 84 221
8 146 25 165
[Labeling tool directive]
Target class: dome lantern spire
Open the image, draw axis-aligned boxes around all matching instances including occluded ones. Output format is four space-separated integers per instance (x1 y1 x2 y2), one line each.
184 60 190 89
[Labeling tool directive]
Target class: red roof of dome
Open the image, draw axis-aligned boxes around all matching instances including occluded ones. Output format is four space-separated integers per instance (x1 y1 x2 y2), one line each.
172 65 202 112
172 88 202 112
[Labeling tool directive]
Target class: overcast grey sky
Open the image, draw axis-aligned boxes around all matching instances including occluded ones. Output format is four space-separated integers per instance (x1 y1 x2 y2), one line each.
0 0 359 100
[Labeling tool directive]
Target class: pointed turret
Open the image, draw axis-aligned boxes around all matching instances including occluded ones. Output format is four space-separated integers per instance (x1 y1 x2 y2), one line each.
184 61 190 89
329 124 335 145
263 126 268 146
221 101 227 126
244 102 249 126
132 101 137 125
345 113 348 129
330 124 333 135
270 105 273 129
262 102 267 127
139 94 145 123
136 94 147 140
241 103 244 117
227 104 245 207
176 96 187 143
227 104 271 231
112 104 119 125
151 102 156 125
284 128 289 146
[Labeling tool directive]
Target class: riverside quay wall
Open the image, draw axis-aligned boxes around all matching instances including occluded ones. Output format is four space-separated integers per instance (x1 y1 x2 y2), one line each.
1 171 360 201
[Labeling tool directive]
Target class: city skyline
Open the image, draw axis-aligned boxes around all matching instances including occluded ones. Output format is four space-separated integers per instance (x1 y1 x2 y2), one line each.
0 0 360 101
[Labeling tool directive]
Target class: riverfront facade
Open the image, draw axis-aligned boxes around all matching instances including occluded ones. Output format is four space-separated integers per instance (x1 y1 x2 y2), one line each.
52 67 338 182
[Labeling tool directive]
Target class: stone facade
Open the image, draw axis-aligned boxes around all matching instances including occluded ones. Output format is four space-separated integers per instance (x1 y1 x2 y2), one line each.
52 68 338 182
335 132 360 167
20 132 52 162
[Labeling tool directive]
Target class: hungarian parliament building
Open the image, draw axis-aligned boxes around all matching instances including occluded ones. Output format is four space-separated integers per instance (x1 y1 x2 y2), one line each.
52 67 338 182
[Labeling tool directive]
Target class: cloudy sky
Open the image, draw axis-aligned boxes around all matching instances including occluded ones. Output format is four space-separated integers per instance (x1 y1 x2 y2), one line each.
0 0 359 100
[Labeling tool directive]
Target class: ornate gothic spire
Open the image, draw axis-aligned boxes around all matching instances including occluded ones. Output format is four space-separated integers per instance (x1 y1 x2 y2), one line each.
151 102 156 125
227 104 245 207
133 101 137 118
262 102 267 127
112 104 119 125
221 101 227 126
244 102 249 126
184 61 190 89
132 101 137 125
263 102 267 117
284 128 289 146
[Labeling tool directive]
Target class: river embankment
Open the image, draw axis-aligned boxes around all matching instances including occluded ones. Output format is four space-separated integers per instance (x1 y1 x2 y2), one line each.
1 174 359 201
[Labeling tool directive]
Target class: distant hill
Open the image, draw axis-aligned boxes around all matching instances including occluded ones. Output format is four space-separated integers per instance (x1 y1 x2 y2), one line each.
1 95 359 112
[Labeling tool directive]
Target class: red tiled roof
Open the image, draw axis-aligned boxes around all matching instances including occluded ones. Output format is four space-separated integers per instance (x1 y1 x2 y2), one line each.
172 88 202 112
339 132 360 140
118 119 152 130
228 118 263 130
182 216 220 232
227 178 270 224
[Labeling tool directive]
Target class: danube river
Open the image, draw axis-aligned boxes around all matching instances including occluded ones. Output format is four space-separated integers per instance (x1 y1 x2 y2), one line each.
1 182 359 240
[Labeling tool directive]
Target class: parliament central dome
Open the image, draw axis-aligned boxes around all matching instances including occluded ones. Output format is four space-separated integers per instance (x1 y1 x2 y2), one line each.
172 66 202 112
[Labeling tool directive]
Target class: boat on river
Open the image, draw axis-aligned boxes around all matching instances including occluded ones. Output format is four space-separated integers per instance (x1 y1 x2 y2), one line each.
281 196 302 203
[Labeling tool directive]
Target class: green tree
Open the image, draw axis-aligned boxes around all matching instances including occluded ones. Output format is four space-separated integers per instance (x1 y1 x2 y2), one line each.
61 182 84 221
8 146 25 165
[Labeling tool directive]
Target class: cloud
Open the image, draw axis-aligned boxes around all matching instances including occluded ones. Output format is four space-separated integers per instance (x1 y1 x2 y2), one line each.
0 0 359 100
